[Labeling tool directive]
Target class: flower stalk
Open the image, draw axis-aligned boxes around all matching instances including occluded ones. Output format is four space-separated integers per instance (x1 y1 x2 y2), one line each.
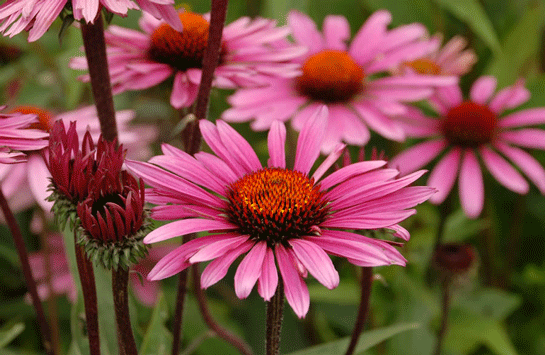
266 283 285 355
112 267 138 355
171 234 193 355
74 231 101 355
80 14 118 142
345 267 373 355
0 187 55 355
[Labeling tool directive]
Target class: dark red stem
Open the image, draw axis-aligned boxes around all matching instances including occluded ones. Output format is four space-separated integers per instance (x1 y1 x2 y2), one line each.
182 0 229 153
266 283 284 355
112 267 138 355
0 187 55 355
434 279 452 355
170 234 192 355
80 14 118 142
345 267 374 355
74 231 101 355
192 265 253 355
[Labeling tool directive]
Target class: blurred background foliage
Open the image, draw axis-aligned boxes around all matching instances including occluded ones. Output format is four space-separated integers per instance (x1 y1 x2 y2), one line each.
1 0 545 354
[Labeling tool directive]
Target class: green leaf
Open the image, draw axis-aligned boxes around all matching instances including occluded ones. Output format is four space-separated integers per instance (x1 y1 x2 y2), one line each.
139 293 172 355
286 323 419 355
485 2 545 87
263 0 309 21
435 0 501 53
308 281 359 305
0 322 24 348
362 0 433 28
442 209 490 243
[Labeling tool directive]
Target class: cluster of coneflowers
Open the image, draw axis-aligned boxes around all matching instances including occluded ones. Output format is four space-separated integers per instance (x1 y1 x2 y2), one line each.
0 1 544 355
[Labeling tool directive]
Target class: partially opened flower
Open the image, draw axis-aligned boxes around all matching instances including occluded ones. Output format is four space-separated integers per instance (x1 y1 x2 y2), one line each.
395 34 477 76
390 76 545 218
70 10 305 108
0 105 156 214
223 10 456 153
0 0 182 42
126 106 434 318
0 106 48 164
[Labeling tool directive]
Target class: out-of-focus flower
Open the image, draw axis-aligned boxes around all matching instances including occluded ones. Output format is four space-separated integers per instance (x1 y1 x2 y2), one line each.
222 10 456 153
0 105 156 214
70 10 306 109
390 76 545 218
0 106 48 164
27 233 175 306
395 34 477 76
0 0 182 42
126 106 434 318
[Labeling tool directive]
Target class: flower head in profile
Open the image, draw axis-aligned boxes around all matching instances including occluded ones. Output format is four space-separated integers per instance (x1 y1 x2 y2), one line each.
0 106 48 164
70 10 305 109
126 106 434 318
222 10 456 153
390 76 545 218
0 0 182 42
0 105 156 215
395 34 477 76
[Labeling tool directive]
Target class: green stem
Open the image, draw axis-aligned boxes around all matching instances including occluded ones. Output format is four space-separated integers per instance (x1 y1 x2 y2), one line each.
112 267 138 355
345 267 373 355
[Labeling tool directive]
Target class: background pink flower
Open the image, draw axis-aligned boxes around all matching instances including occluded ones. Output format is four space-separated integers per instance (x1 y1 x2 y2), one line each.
390 76 545 218
126 106 434 318
222 10 456 153
70 10 305 109
0 0 182 42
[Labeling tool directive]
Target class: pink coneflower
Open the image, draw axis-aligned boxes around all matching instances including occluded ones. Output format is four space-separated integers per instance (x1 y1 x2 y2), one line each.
126 106 434 318
395 34 477 76
0 0 182 42
0 106 48 164
70 10 305 109
0 105 156 213
27 233 176 306
222 10 456 153
390 76 545 218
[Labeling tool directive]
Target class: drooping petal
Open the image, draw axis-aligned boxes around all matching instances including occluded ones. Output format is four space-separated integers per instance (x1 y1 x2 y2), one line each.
458 150 484 218
480 146 529 194
469 76 497 104
389 139 447 175
143 218 236 244
200 240 254 288
234 241 268 299
495 142 545 194
257 248 278 301
275 244 310 318
294 105 328 174
289 239 339 289
428 147 462 204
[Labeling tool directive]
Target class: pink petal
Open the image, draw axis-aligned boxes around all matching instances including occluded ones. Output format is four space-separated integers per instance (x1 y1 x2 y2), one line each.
495 142 545 194
500 129 545 149
289 239 339 289
459 150 484 218
143 218 236 244
275 244 310 318
287 10 323 55
352 103 405 141
257 248 278 301
319 160 387 190
216 120 262 172
489 79 530 113
312 144 345 182
480 146 529 193
428 147 462 204
294 105 328 174
469 76 497 104
267 121 286 168
323 15 350 51
200 241 254 288
349 10 391 66
190 235 250 263
498 108 545 128
389 139 447 175
234 241 268 299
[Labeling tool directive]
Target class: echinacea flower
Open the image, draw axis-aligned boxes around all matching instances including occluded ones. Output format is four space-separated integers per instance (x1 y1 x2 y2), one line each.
0 0 182 42
390 76 545 218
70 10 305 108
0 106 48 164
126 106 434 318
0 105 156 214
27 233 176 306
222 10 456 153
395 34 477 76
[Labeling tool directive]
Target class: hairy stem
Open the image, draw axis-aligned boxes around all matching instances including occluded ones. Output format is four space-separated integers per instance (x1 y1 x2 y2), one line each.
266 283 285 355
0 187 55 355
112 267 138 355
345 267 373 355
80 14 118 142
182 0 229 153
74 231 100 355
192 265 253 355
